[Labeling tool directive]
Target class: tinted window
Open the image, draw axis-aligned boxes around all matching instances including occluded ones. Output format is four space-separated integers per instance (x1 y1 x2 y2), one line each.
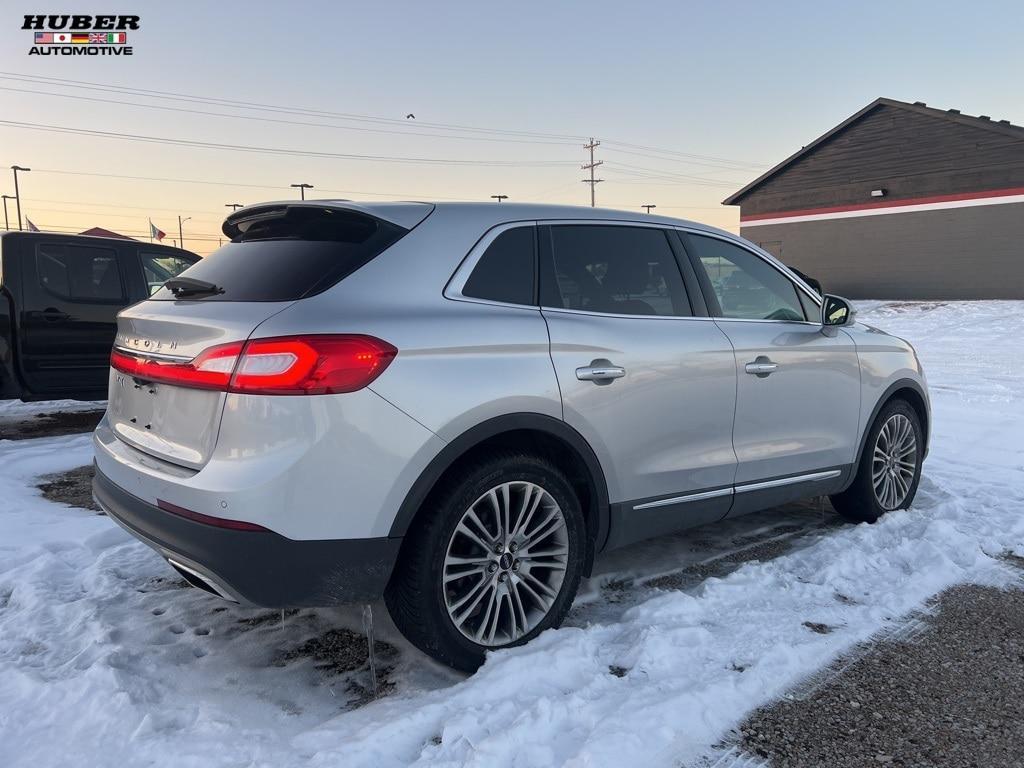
36 244 123 302
462 226 535 305
688 235 805 321
541 226 690 317
151 207 406 302
798 289 820 323
141 252 198 296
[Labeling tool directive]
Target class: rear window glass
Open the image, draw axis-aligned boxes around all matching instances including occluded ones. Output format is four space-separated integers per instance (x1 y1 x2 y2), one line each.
36 243 124 302
462 226 535 305
150 207 406 302
141 252 198 295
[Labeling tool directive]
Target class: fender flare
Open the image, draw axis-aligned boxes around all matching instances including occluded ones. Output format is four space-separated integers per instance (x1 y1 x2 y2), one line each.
388 413 611 555
848 378 930 489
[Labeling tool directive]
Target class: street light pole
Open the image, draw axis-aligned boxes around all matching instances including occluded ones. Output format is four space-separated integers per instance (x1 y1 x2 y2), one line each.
11 166 30 231
225 203 244 211
178 216 191 249
1 195 14 231
490 195 508 203
290 183 313 200
642 204 657 214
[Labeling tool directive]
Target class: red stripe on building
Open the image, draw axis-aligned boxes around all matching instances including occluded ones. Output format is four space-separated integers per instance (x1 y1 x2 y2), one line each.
740 186 1024 222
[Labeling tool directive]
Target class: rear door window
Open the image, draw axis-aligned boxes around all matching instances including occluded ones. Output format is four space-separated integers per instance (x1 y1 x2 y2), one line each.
150 206 407 301
540 225 691 317
36 243 124 302
141 252 198 296
462 226 535 305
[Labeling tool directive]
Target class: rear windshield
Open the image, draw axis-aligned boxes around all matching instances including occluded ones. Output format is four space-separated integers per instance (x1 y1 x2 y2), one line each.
150 207 407 302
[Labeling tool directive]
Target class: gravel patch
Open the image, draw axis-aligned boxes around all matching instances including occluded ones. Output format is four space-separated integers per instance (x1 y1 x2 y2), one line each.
0 409 105 440
737 583 1024 767
36 464 100 511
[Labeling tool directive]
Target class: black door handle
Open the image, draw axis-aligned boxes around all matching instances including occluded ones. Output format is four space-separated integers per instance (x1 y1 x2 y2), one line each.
40 308 70 322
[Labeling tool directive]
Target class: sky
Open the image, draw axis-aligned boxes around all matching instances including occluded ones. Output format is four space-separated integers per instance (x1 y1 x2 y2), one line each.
0 0 1021 255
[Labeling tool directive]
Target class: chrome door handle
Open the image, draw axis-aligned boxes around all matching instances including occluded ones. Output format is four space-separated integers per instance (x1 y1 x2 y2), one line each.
576 362 626 384
744 357 778 377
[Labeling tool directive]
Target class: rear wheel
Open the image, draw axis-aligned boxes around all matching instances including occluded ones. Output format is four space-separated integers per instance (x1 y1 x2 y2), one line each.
831 399 923 523
385 453 585 671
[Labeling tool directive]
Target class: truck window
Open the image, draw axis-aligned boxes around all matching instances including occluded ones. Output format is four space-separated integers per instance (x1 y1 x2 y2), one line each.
36 244 124 302
140 252 197 295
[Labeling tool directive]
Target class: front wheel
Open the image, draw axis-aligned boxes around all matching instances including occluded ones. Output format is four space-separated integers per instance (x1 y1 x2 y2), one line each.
831 398 924 523
385 453 585 671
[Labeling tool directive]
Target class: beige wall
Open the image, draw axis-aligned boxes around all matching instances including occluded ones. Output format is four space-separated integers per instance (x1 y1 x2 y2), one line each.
739 202 1024 300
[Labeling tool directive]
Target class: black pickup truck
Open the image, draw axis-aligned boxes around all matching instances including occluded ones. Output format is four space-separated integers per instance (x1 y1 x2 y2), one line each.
1 231 199 402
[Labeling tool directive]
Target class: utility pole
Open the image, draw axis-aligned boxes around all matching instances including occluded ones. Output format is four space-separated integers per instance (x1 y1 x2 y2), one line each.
490 195 508 203
581 138 603 208
642 204 657 214
11 166 30 230
225 203 244 211
291 183 313 200
1 195 14 231
178 216 191 249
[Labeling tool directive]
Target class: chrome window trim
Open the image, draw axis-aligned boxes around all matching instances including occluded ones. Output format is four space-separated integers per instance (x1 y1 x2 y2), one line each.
535 219 696 320
674 226 823 317
444 218 821 322
444 220 539 310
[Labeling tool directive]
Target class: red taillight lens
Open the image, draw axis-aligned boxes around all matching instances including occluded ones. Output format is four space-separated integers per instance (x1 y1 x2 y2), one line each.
111 342 244 391
111 335 396 396
230 335 397 394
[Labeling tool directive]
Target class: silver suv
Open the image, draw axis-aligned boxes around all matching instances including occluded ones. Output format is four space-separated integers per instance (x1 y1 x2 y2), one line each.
93 202 929 670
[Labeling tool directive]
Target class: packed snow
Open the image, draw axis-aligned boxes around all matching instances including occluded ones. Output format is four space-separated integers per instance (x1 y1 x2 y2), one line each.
1 301 1022 767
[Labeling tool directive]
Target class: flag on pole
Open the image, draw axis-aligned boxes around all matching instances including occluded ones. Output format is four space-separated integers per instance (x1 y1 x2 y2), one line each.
149 219 166 241
26 218 40 232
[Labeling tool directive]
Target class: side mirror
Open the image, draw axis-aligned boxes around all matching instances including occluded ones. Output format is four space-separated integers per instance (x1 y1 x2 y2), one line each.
821 294 856 327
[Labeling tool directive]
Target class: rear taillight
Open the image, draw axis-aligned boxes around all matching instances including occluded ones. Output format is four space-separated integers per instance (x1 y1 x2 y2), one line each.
111 335 397 395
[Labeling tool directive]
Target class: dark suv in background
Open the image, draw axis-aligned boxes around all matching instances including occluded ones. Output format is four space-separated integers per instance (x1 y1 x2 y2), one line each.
0 231 198 402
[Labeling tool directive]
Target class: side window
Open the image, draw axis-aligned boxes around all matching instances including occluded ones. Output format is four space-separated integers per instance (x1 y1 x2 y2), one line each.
541 225 691 317
798 290 820 323
36 244 124 302
688 235 805 321
462 226 535 305
141 252 198 296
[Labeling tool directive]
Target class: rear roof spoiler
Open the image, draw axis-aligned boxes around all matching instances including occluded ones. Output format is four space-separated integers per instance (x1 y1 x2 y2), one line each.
222 201 434 239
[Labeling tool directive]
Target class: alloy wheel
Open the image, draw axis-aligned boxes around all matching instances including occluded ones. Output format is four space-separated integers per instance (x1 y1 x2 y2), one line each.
872 413 917 510
442 481 569 646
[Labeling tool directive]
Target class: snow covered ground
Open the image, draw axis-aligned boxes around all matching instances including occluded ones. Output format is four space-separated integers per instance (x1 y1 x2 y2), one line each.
2 301 1022 768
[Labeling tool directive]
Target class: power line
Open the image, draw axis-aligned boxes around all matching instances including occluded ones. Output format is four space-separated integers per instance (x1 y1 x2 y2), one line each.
21 204 221 224
0 72 586 142
0 72 768 169
0 120 576 167
602 139 767 169
604 162 739 187
0 84 574 147
27 168 474 200
26 222 225 241
25 196 231 215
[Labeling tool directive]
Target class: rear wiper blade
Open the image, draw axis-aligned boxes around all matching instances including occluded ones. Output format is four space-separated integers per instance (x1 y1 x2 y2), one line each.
165 277 225 298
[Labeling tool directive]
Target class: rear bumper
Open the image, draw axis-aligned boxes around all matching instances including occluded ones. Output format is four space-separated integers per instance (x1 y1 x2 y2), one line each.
93 464 401 607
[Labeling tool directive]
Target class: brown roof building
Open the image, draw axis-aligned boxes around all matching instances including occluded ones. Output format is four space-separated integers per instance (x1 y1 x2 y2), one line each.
723 98 1024 299
78 227 137 240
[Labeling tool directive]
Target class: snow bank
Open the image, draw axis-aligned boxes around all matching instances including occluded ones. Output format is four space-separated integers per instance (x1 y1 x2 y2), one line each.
1 301 1022 767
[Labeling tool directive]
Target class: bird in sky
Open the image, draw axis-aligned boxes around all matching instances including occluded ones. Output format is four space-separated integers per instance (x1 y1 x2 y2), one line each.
406 113 415 119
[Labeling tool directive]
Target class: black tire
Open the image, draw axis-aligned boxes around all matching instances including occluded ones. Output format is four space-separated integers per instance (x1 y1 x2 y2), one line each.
384 452 585 672
831 398 924 523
